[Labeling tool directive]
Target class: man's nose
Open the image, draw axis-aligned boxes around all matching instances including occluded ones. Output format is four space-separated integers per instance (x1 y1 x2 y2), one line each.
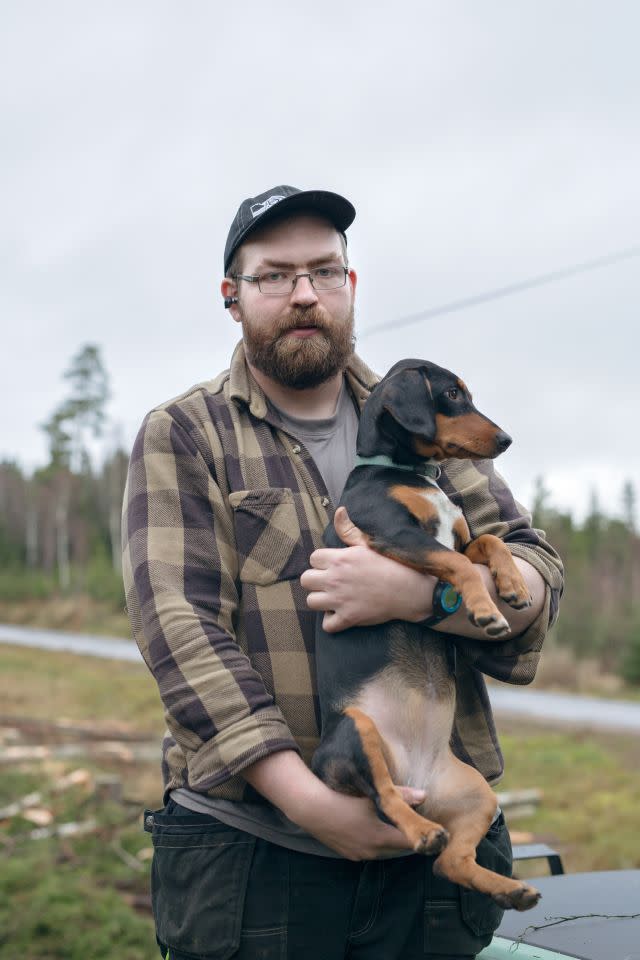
290 274 319 306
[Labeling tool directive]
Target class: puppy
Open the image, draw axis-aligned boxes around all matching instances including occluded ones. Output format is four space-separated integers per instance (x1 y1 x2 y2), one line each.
312 359 540 911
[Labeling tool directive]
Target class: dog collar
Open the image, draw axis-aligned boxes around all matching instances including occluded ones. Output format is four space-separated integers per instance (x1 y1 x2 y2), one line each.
353 454 441 481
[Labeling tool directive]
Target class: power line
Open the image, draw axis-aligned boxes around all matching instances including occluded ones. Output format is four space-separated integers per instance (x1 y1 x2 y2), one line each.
360 245 640 338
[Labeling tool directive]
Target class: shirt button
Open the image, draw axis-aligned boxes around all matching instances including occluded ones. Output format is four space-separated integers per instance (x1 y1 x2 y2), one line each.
321 496 330 508
291 444 302 454
145 814 154 829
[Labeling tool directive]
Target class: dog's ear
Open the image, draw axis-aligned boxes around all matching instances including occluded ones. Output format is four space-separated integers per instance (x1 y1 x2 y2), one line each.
381 370 435 439
356 383 387 456
357 368 435 456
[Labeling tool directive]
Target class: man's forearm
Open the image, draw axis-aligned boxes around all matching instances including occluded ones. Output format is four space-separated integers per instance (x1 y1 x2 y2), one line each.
242 750 427 861
242 749 326 822
303 521 546 638
430 558 546 640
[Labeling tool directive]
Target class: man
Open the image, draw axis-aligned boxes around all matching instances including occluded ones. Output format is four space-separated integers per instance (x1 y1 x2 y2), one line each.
123 185 563 960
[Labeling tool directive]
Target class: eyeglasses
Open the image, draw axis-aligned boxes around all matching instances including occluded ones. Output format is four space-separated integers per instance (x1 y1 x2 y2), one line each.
233 265 348 296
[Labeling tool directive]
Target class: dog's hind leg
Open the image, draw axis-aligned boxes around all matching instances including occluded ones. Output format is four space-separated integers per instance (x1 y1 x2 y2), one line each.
315 707 449 855
430 757 540 911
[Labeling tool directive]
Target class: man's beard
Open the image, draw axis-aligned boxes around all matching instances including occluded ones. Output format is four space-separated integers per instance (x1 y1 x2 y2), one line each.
239 302 355 389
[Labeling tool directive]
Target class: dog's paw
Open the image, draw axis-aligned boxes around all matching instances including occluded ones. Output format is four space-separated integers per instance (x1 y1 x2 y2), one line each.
493 882 541 911
498 589 532 610
414 826 449 856
493 570 532 609
467 608 510 638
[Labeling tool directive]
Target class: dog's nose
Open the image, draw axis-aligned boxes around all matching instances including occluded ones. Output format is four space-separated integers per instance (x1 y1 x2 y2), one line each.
495 431 512 453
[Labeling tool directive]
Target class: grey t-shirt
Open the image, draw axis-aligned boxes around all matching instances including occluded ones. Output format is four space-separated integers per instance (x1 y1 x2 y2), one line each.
273 378 360 509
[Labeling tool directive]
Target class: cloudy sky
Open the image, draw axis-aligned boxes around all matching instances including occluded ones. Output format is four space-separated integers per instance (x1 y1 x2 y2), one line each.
2 1 639 520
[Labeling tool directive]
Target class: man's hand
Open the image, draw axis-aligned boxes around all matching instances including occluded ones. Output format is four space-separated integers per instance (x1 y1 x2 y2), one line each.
243 750 424 860
301 506 435 632
301 506 546 637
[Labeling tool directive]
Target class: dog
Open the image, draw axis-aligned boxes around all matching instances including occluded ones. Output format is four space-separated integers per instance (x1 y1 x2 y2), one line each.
312 359 541 911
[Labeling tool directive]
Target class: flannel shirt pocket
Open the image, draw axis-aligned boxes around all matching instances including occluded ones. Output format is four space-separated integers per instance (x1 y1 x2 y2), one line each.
229 488 309 586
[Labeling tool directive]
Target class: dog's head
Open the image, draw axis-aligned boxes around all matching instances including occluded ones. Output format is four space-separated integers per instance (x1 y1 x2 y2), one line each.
357 359 511 463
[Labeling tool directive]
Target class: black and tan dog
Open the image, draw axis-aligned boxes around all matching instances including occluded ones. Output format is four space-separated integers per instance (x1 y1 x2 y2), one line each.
312 359 541 911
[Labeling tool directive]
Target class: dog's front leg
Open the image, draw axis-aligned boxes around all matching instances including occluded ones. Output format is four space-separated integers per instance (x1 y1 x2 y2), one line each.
423 551 513 638
463 534 532 610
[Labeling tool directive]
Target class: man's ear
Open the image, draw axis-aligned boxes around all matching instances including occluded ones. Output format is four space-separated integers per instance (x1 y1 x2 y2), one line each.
380 370 436 440
220 277 241 323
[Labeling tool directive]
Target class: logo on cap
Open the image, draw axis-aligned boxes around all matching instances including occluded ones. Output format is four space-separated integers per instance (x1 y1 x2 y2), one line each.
250 195 286 219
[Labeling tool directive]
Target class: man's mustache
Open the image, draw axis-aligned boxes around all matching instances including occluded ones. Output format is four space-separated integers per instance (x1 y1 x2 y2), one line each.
278 309 331 333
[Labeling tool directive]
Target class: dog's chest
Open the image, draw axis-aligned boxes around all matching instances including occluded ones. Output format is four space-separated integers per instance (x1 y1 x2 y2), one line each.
421 482 463 550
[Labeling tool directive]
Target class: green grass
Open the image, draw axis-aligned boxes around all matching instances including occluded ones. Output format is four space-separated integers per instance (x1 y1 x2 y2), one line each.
0 593 131 638
498 723 640 874
0 772 158 960
0 645 165 959
0 644 162 732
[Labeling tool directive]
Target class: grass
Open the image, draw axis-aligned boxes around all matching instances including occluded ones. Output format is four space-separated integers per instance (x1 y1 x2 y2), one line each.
0 761 162 960
0 645 165 960
0 644 162 732
497 720 640 875
0 594 131 638
1 825 156 960
1 643 640 957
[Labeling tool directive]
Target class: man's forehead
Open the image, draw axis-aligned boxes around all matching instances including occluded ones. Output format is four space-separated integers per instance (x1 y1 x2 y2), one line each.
240 213 343 264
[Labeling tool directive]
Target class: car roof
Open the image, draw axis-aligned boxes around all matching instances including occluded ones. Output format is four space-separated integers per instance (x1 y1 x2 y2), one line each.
493 870 640 959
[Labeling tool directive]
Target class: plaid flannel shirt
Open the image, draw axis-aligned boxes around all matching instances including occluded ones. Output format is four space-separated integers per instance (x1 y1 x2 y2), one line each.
122 342 564 802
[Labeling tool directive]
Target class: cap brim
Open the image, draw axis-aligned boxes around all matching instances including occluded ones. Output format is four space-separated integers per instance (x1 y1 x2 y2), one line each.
225 189 355 273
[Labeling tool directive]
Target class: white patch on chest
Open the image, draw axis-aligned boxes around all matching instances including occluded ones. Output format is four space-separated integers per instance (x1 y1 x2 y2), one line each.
422 481 463 550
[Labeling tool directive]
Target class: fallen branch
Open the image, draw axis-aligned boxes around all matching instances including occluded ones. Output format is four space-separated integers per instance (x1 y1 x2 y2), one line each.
28 818 99 841
0 715 156 743
496 788 542 806
0 742 158 764
0 769 92 821
110 837 145 872
0 791 43 820
496 788 542 820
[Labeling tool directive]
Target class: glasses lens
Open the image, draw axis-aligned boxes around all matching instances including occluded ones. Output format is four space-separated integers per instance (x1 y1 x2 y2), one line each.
310 266 347 290
257 271 296 294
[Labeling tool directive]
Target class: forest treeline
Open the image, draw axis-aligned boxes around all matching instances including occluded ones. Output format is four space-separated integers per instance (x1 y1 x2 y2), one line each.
1 345 639 682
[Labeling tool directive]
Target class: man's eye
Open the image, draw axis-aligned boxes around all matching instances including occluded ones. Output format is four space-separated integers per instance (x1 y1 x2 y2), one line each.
313 266 338 278
446 388 459 400
262 272 288 283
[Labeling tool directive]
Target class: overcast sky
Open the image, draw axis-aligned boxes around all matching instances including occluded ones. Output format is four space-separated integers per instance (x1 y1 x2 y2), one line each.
2 1 639 521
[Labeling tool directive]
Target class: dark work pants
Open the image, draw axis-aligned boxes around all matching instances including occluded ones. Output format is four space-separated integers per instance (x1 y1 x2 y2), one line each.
144 799 512 960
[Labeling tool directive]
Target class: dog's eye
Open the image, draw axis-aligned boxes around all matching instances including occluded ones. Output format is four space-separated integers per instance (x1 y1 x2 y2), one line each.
446 388 459 400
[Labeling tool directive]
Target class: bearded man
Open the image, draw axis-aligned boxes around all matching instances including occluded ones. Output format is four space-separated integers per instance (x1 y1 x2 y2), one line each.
123 186 563 960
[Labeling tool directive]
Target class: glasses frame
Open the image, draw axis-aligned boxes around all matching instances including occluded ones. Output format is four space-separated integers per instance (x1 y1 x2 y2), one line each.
233 266 349 296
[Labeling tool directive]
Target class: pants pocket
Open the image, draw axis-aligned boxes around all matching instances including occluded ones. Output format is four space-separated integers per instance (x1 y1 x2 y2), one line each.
148 806 256 960
423 814 513 956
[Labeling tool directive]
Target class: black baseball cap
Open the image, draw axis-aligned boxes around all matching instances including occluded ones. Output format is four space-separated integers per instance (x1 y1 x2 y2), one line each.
223 185 356 274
